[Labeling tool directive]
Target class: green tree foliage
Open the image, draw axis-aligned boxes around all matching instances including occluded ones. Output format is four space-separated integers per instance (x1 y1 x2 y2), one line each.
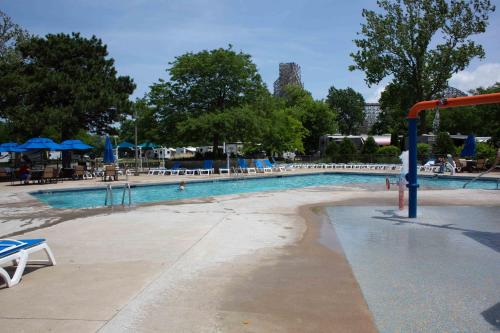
362 136 378 162
260 108 306 156
0 10 30 64
338 138 358 162
417 143 430 163
476 142 496 160
325 141 340 162
390 131 399 147
350 0 495 133
437 82 500 145
119 99 163 144
0 33 135 141
148 46 267 152
376 145 401 163
362 136 378 154
326 86 364 135
283 86 338 154
434 132 455 155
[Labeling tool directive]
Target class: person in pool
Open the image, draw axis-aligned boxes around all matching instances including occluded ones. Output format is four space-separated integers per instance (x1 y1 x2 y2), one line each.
178 181 186 191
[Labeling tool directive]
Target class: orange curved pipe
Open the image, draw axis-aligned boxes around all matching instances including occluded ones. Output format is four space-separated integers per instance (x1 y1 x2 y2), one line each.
407 92 500 119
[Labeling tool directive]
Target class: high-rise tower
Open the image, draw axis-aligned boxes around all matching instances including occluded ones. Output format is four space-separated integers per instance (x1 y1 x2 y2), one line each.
273 63 303 97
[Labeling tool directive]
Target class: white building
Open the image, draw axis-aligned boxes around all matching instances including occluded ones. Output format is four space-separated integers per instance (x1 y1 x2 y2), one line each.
152 147 176 160
362 103 382 133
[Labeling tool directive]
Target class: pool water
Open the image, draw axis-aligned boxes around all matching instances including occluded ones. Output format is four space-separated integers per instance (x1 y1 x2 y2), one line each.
31 173 498 209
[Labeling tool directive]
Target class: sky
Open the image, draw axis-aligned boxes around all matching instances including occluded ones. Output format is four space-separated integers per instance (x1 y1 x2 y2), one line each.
3 0 500 102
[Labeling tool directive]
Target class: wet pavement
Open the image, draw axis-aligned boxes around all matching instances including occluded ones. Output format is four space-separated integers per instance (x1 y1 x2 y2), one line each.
327 205 500 332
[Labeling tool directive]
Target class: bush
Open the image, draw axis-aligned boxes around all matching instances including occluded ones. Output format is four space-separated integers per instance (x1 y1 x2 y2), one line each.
338 138 358 162
376 145 401 164
476 142 496 161
325 141 340 162
417 143 430 164
362 136 378 162
434 132 455 156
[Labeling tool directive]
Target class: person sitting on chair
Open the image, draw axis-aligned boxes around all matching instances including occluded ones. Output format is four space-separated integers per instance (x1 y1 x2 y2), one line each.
19 163 31 184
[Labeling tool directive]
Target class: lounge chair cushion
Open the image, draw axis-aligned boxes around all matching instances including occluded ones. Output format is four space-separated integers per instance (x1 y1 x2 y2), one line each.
0 239 46 258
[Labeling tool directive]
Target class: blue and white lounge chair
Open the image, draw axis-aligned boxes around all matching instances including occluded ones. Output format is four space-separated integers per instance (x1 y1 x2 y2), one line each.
255 160 272 173
264 159 286 172
0 238 56 288
237 159 256 174
165 162 184 175
198 160 214 175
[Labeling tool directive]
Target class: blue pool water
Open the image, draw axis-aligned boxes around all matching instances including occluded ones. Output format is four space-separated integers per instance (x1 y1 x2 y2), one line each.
31 173 498 209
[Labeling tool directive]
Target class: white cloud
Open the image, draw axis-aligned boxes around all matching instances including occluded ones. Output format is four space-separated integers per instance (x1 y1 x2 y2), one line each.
450 63 500 92
366 84 386 103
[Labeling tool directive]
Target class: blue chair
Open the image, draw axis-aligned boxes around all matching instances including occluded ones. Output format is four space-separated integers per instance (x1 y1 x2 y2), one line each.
264 158 286 172
0 238 56 288
237 158 256 173
255 160 272 173
165 162 184 175
198 160 214 175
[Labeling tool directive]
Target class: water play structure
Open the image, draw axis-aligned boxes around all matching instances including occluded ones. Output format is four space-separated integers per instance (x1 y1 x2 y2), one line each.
407 92 500 218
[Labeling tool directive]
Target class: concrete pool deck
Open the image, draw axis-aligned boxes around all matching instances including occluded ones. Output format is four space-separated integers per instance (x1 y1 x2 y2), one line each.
0 171 499 332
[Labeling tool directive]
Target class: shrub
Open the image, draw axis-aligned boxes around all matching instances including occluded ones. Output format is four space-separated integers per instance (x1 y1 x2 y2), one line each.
476 142 496 161
338 138 358 162
362 136 378 162
434 132 455 156
325 141 340 162
376 145 401 164
417 143 430 164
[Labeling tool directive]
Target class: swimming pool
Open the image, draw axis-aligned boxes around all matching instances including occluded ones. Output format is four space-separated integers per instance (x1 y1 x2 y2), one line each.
31 173 499 209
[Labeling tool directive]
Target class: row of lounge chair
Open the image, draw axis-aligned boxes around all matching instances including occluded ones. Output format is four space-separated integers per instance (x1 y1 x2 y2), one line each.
148 160 215 176
1 238 55 288
288 163 404 171
148 159 291 176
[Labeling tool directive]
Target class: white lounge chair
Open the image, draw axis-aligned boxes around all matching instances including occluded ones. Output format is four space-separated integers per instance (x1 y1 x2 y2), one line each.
0 238 56 288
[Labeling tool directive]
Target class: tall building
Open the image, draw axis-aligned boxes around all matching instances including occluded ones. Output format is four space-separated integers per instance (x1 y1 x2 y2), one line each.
273 63 303 97
361 103 381 133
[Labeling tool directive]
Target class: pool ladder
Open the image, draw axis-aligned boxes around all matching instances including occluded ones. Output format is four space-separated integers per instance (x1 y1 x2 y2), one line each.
104 183 132 207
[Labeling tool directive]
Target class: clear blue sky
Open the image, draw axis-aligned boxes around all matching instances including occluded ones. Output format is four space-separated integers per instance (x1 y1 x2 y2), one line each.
3 0 500 102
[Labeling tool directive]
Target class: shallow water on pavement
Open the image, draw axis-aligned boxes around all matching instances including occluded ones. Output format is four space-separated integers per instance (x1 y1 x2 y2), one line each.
327 205 500 332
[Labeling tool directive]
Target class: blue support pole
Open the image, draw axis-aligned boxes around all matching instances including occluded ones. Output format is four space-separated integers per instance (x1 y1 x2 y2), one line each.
407 118 419 218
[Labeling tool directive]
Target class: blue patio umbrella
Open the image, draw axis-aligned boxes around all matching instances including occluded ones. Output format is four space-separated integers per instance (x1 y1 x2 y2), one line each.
138 141 159 150
116 141 135 149
17 137 63 151
103 136 115 163
0 142 26 153
460 134 476 158
59 139 94 150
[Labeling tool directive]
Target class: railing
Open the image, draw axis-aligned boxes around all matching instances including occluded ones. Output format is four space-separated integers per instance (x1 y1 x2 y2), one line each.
104 182 133 207
121 182 132 206
104 184 113 206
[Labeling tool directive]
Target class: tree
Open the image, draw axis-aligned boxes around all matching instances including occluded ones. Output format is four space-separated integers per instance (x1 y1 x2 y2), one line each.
417 143 430 163
362 136 378 162
149 46 267 154
0 10 30 63
325 141 340 162
120 99 163 144
376 145 401 163
326 86 365 135
350 0 495 133
284 86 338 154
338 138 358 162
260 108 306 156
0 33 135 141
434 132 455 155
